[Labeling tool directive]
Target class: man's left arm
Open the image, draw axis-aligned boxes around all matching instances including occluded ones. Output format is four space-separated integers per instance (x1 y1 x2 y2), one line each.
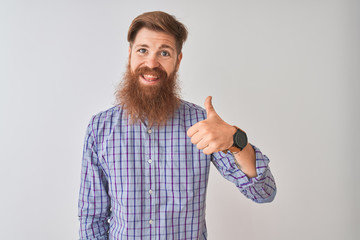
187 96 276 202
187 96 257 178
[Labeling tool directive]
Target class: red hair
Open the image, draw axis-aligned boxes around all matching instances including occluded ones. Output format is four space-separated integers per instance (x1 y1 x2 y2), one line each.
127 11 188 54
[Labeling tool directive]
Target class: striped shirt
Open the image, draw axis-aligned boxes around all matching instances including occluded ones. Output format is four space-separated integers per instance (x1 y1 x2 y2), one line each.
78 100 276 239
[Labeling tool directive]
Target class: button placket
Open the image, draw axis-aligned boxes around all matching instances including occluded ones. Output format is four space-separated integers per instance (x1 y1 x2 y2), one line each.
145 125 157 230
142 123 154 230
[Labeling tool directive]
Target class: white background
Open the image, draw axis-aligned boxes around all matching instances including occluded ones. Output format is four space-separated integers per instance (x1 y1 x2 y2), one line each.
1 0 359 239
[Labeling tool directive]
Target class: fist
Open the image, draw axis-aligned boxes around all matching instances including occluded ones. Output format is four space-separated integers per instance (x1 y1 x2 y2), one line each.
187 96 236 155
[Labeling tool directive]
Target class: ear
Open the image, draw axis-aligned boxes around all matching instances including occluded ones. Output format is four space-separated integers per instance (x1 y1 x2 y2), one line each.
176 52 183 71
128 46 131 58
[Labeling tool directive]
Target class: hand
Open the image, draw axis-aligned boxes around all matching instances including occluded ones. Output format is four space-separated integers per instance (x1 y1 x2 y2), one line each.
187 96 236 155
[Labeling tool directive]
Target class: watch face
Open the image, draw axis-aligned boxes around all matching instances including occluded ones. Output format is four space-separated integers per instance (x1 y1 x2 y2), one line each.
234 129 248 149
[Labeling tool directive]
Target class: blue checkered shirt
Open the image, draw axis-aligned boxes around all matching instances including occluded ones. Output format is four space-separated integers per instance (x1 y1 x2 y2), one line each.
78 100 276 239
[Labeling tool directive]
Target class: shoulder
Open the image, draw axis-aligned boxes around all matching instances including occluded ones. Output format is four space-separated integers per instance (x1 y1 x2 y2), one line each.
178 99 207 123
180 99 205 113
86 105 123 138
89 105 121 126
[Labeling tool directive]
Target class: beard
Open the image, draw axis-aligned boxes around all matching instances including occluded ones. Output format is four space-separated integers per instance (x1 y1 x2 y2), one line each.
115 63 180 127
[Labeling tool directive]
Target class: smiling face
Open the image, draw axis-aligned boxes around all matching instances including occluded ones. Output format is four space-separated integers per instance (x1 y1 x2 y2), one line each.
116 27 183 126
129 28 182 86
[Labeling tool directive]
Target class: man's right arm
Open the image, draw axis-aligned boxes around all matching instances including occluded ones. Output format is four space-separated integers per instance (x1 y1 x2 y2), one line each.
78 118 110 239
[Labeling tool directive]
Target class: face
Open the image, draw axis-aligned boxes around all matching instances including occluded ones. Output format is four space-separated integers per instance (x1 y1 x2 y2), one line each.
129 28 182 86
116 27 183 126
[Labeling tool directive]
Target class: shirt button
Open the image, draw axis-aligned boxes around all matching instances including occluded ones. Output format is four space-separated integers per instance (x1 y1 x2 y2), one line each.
149 219 153 225
149 189 153 195
148 159 152 164
147 129 152 134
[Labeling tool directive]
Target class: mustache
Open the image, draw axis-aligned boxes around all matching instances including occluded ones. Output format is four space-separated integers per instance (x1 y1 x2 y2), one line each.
134 66 168 80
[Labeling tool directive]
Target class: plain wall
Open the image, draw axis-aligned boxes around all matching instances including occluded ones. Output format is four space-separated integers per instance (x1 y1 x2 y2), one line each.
1 0 359 239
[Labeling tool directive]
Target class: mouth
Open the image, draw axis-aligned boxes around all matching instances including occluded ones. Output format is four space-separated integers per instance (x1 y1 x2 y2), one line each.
140 74 160 84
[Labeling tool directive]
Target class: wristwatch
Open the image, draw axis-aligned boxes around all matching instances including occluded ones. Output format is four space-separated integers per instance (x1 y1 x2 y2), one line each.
223 126 248 153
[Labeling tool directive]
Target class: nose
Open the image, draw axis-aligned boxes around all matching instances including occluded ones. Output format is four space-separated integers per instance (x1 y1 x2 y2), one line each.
145 54 160 69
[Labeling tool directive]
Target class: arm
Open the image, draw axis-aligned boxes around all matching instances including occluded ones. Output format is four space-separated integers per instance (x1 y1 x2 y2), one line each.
212 144 276 203
78 118 111 239
187 96 276 202
233 143 257 178
187 96 256 178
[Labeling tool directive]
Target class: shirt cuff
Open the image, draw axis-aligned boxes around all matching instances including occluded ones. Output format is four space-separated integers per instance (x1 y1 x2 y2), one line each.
216 143 271 188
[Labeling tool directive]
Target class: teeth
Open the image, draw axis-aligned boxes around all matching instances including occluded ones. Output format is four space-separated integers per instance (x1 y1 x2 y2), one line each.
143 74 159 82
144 75 158 78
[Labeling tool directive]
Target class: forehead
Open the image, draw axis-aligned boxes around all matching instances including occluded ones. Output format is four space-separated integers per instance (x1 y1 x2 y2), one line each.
133 28 176 49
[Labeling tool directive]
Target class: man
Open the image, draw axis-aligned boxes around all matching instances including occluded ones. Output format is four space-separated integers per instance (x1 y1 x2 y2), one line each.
78 11 276 239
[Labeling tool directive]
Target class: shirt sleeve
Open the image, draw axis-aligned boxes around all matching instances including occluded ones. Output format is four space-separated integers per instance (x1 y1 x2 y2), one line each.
211 144 276 203
78 117 111 239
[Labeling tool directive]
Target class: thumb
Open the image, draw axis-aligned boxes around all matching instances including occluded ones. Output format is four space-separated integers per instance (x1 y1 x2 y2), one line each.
205 96 216 118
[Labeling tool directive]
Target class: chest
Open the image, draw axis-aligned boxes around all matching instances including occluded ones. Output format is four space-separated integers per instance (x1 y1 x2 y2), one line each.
98 124 211 194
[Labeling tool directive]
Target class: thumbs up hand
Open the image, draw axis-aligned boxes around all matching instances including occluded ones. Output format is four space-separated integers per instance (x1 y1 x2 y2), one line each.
187 96 236 155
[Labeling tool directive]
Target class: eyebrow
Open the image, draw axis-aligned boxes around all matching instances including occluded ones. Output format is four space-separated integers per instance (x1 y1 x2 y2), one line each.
159 44 175 52
134 44 149 49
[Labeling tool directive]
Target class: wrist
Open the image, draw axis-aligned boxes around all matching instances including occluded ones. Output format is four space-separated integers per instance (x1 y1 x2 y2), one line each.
227 125 237 148
222 126 248 154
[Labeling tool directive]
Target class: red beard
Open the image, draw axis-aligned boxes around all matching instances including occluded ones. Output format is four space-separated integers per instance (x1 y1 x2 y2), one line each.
115 64 180 126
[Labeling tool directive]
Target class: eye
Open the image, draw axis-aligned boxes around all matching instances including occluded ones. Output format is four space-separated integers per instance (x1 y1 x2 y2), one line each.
160 51 170 57
137 48 147 54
